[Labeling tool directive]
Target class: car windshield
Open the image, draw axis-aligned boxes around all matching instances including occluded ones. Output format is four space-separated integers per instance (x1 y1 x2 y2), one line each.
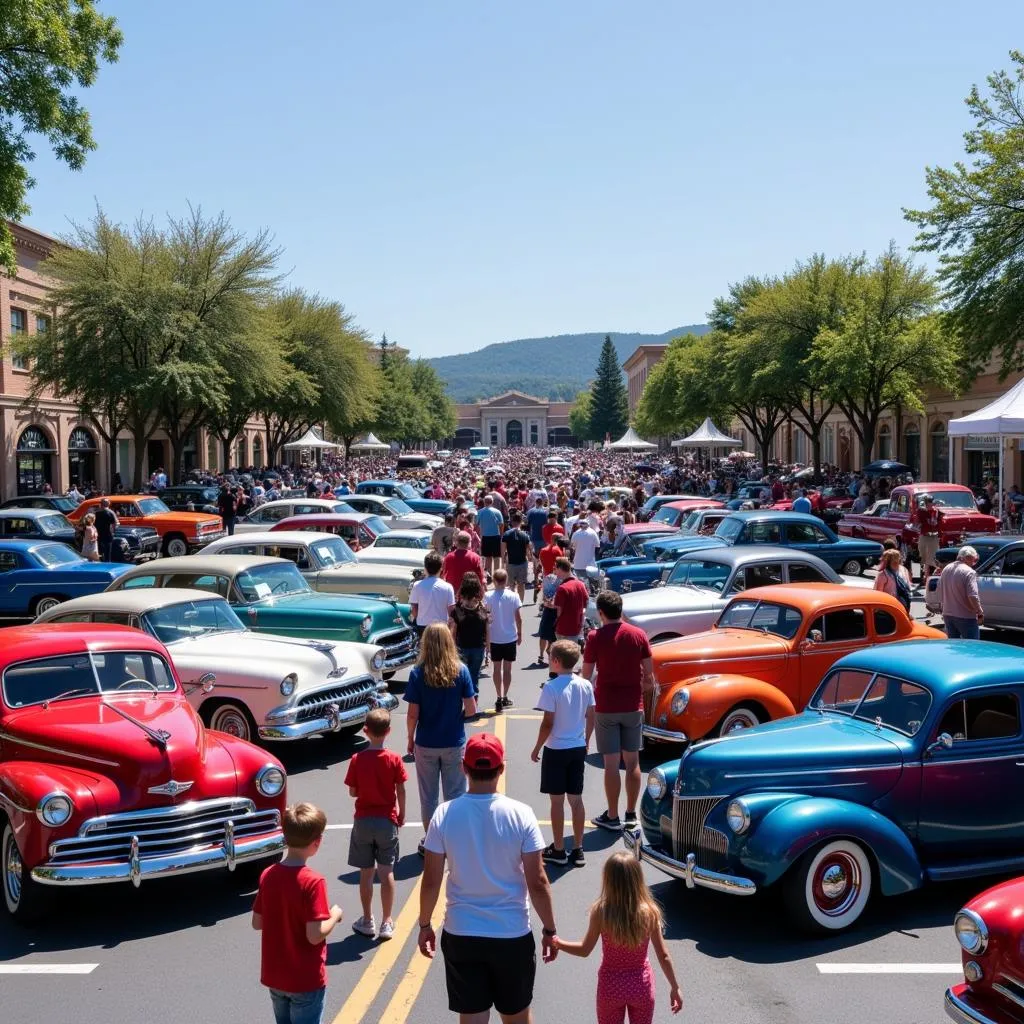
681 511 702 531
667 559 732 591
394 483 419 500
365 516 391 535
922 490 977 510
311 537 356 566
810 669 931 736
714 518 745 541
652 507 679 524
384 498 413 515
137 498 170 515
143 599 245 643
716 598 803 639
39 514 70 535
235 562 310 601
50 497 78 513
331 501 354 513
3 650 177 708
32 543 84 567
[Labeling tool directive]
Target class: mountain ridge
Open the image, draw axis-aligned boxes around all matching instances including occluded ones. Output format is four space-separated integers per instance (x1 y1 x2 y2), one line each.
426 324 709 402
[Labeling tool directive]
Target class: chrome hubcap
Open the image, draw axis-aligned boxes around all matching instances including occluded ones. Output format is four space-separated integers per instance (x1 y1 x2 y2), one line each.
724 712 757 734
212 709 249 740
812 852 860 916
37 598 59 612
4 832 22 907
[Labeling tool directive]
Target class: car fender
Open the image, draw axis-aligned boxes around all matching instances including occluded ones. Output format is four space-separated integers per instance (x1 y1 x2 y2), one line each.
658 674 797 741
739 794 923 895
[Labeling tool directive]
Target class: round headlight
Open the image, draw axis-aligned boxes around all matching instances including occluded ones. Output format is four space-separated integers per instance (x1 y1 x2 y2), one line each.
964 960 983 984
37 792 73 827
280 672 297 697
646 768 667 801
670 689 690 717
372 649 386 671
955 909 989 955
726 799 750 834
622 580 632 592
360 614 373 638
255 764 286 798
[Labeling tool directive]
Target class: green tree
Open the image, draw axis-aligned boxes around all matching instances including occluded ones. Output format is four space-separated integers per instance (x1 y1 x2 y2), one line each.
905 51 1024 371
567 390 593 441
587 335 629 442
814 246 961 464
410 359 457 443
0 1 122 275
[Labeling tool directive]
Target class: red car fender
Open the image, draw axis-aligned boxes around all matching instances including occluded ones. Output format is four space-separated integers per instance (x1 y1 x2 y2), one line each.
654 674 798 742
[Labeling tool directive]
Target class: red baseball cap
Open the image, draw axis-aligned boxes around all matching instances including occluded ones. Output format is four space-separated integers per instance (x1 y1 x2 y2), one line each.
464 733 504 771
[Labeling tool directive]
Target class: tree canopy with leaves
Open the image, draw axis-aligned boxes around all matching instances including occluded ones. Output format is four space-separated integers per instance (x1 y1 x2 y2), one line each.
905 50 1024 372
567 390 593 441
0 1 122 275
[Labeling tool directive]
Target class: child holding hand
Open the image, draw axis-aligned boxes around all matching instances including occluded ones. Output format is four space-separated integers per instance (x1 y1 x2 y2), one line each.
555 851 682 1023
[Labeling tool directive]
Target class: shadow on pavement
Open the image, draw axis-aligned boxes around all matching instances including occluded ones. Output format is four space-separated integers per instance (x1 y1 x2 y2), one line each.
337 849 423 887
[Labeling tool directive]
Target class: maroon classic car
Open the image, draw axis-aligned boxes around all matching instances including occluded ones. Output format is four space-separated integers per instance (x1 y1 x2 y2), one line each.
947 877 1024 1023
0 624 286 922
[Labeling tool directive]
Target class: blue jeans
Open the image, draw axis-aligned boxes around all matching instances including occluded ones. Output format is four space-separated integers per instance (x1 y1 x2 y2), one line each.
269 987 326 1024
944 615 980 640
459 647 484 695
414 744 467 826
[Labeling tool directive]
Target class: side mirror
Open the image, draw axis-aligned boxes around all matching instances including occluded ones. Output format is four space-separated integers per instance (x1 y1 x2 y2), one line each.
926 732 953 756
187 672 216 695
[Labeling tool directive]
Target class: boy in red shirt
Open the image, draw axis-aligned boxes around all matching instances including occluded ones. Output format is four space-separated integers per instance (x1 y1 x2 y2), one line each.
344 708 407 941
252 802 343 1024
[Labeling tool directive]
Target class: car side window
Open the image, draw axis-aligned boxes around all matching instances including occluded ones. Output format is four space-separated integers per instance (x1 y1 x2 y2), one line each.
873 609 898 636
112 502 138 517
93 612 139 628
895 495 909 513
808 609 867 643
293 504 321 515
747 522 781 543
222 542 259 555
785 523 820 544
0 552 17 573
787 563 829 584
269 545 311 570
936 694 1020 743
743 563 783 590
48 612 92 623
1000 550 1024 577
166 573 230 598
358 526 375 546
5 518 35 536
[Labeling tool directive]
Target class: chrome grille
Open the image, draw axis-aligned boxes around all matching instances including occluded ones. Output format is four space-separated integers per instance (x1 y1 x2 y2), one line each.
296 676 375 720
993 975 1024 1012
671 795 727 869
373 627 416 659
587 575 601 596
47 798 279 865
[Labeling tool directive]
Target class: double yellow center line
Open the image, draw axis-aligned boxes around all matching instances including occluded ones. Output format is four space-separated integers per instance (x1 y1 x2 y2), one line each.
331 713 509 1023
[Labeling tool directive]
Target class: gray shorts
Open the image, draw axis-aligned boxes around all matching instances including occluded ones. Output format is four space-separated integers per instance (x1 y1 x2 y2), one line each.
348 816 400 868
595 710 644 755
918 534 939 568
507 562 529 586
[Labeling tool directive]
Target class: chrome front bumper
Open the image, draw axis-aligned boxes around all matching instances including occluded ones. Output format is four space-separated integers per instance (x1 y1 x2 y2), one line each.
622 827 756 896
642 724 688 743
189 531 227 549
259 691 399 740
945 986 997 1024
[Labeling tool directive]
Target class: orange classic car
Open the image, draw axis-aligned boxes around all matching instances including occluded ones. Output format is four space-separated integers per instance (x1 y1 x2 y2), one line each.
68 495 224 557
644 583 944 744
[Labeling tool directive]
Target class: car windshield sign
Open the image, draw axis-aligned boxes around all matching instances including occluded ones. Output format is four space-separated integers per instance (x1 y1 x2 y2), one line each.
311 537 356 567
811 669 931 736
384 498 413 515
667 559 731 591
234 562 310 601
717 598 803 639
33 543 83 567
137 498 170 515
143 599 246 643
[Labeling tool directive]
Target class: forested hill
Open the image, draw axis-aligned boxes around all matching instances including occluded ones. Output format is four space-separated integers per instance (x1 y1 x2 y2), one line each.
426 325 709 402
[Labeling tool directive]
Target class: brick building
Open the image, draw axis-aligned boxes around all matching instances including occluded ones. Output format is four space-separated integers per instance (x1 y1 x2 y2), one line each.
623 343 667 414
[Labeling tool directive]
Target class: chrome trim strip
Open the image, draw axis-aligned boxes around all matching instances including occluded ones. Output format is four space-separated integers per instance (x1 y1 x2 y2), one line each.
944 988 997 1024
924 754 1024 767
642 725 688 742
992 981 1024 1012
723 764 903 779
0 731 119 768
75 797 255 835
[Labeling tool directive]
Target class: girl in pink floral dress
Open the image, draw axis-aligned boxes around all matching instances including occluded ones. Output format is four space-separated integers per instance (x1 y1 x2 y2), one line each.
555 851 682 1023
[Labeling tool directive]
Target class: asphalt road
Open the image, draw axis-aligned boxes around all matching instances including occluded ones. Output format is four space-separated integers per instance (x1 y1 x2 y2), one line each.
0 576 997 1024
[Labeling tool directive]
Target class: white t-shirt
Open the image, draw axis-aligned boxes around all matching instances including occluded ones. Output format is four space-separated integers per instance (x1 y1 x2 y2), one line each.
570 527 600 571
527 489 547 507
484 587 522 644
425 793 545 938
535 673 594 749
410 575 456 626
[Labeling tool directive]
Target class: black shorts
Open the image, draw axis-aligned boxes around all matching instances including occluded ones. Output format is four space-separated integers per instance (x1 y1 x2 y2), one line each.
481 535 501 558
540 745 586 795
490 641 517 662
441 930 536 1016
538 606 558 642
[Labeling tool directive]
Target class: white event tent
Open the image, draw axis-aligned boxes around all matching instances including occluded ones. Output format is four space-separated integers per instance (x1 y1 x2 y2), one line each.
282 428 338 465
671 418 742 450
948 377 1024 520
350 432 391 454
608 426 658 451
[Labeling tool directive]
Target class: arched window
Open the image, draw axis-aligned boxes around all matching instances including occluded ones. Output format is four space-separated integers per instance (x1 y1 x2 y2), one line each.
877 423 892 461
903 424 920 478
930 421 948 481
252 434 264 468
16 426 55 495
68 427 98 489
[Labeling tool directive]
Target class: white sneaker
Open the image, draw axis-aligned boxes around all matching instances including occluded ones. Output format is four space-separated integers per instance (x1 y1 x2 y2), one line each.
379 919 395 941
352 916 376 937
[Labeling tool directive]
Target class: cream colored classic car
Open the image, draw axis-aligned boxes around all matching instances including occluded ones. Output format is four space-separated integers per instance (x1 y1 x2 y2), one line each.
200 531 421 600
36 588 399 743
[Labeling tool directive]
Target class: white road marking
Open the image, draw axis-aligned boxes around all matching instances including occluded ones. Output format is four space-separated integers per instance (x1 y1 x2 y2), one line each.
0 964 99 975
816 963 962 974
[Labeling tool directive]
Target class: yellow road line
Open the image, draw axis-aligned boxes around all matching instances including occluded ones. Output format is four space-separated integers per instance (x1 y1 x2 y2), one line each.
376 894 445 1024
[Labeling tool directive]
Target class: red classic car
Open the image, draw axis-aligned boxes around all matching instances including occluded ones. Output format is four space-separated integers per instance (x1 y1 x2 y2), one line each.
947 877 1024 1023
0 624 286 922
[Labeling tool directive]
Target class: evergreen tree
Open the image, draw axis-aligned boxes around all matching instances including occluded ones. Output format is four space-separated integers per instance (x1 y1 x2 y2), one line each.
587 335 629 441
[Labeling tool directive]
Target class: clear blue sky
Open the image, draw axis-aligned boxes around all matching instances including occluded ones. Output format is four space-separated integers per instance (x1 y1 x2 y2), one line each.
22 1 1024 358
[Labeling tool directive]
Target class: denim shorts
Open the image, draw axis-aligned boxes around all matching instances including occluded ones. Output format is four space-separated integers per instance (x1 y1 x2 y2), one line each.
269 987 326 1024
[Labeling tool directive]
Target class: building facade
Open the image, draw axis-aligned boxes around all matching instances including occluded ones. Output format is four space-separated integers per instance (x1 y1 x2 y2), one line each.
0 222 269 500
453 391 576 447
623 343 667 414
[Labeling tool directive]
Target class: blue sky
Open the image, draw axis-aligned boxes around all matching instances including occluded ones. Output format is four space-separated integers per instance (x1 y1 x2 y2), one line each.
22 1 1023 358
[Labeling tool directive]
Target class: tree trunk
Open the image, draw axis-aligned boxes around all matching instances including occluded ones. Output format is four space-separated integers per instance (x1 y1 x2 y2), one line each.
132 435 147 492
109 445 118 494
169 436 186 486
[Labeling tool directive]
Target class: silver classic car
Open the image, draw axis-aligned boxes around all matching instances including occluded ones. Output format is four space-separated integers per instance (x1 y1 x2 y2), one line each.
925 538 1024 627
36 589 399 743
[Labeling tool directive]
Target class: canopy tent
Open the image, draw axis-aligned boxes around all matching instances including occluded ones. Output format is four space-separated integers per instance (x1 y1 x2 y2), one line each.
948 377 1024 520
282 428 339 450
349 432 390 453
671 418 742 449
608 427 658 451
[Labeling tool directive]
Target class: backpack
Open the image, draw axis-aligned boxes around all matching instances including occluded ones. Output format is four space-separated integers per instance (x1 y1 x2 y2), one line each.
887 567 912 612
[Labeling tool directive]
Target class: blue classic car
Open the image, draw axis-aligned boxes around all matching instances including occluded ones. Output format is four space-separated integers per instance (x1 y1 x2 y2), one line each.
355 480 454 517
0 539 132 617
627 640 1024 932
597 511 882 594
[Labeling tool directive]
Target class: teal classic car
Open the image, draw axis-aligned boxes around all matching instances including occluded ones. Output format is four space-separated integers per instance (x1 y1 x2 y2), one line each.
627 640 1024 933
106 554 417 676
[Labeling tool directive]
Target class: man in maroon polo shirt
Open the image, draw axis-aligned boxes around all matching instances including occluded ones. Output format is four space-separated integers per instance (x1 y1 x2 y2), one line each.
552 557 587 642
442 531 486 590
581 590 654 832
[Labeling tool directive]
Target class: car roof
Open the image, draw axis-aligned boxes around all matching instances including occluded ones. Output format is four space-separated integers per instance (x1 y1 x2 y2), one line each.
837 639 1024 695
623 523 675 534
279 512 375 524
723 510 823 524
41 588 224 617
733 582 895 611
0 507 62 519
81 494 155 502
677 545 838 571
262 497 341 507
0 538 70 552
231 531 338 545
118 554 287 576
359 480 407 486
0 623 167 664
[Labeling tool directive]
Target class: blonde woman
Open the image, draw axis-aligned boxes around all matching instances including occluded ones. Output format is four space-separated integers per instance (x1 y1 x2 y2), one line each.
873 547 912 611
404 622 477 856
80 512 100 561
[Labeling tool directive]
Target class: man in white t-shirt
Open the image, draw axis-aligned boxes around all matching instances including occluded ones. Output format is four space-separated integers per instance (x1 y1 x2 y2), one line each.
418 733 558 1022
530 640 594 867
484 568 523 714
569 521 600 576
410 551 456 634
